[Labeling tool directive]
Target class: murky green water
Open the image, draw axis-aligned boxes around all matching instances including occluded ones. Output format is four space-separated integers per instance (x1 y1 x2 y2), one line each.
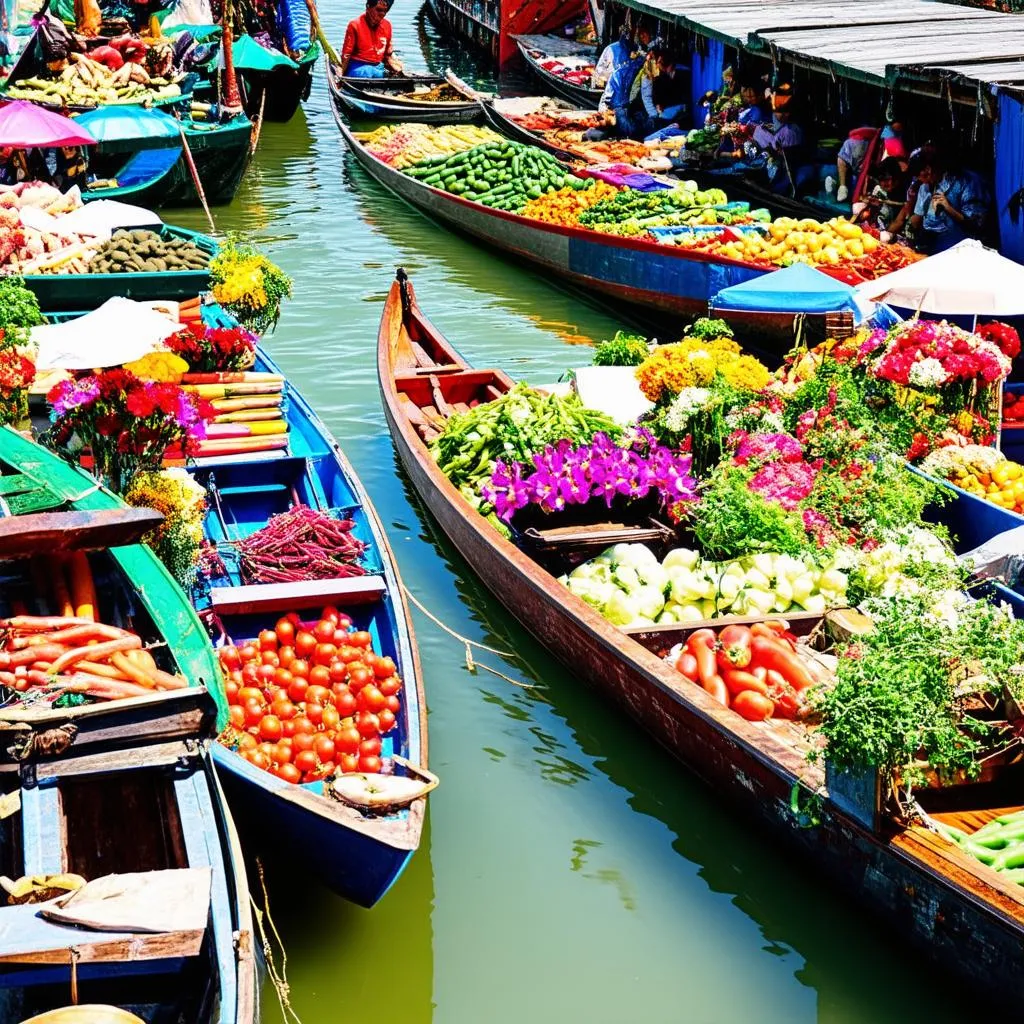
169 7 977 1022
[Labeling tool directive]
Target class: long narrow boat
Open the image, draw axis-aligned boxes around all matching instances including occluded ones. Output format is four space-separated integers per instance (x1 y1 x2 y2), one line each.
0 427 257 1023
328 85 765 316
423 0 499 62
333 67 482 124
187 346 429 908
238 42 321 123
483 96 587 160
513 34 602 109
378 269 1024 1000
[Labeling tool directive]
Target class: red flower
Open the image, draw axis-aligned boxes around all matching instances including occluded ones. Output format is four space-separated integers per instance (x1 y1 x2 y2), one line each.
125 390 156 417
95 413 122 436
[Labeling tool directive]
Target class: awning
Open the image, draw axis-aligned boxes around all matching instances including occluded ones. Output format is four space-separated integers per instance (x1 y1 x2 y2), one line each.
74 105 181 151
232 34 298 72
711 262 870 318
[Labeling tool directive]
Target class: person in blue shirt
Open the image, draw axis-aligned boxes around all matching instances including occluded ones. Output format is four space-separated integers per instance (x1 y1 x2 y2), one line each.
595 23 650 139
907 145 990 254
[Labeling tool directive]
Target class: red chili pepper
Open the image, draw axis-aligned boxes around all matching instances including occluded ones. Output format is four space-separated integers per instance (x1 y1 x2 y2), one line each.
689 635 719 686
751 635 817 692
720 667 770 698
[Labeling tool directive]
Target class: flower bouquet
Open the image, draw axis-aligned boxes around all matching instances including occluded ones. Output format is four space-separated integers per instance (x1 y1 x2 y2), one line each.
0 331 36 427
209 238 292 336
165 322 257 373
46 369 207 494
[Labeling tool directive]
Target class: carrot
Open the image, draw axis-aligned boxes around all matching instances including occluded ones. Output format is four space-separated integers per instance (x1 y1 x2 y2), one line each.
77 659 134 681
65 675 152 700
0 616 95 631
67 552 97 623
0 644 67 669
49 635 141 675
110 652 156 689
33 623 132 645
125 649 158 673
48 557 75 618
150 668 188 690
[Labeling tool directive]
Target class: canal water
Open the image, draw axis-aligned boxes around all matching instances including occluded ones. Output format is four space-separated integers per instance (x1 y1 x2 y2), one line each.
171 6 977 1022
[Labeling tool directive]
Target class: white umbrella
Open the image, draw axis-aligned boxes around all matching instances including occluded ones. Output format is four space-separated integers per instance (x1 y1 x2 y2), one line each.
855 239 1024 321
34 297 180 370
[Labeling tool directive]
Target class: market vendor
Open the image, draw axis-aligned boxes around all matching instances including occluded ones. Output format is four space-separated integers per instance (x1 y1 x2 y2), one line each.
906 145 990 254
591 27 630 90
640 47 688 135
339 0 403 79
591 23 650 139
45 145 88 192
717 80 766 156
0 147 39 187
852 157 907 235
745 85 804 193
831 126 877 204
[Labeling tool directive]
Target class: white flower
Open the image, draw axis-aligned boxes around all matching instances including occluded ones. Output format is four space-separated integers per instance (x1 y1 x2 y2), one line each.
908 356 949 389
663 387 712 432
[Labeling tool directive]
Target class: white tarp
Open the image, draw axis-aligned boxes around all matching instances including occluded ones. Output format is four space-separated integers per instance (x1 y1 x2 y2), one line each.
33 298 180 370
55 200 163 238
573 365 654 425
855 238 1024 317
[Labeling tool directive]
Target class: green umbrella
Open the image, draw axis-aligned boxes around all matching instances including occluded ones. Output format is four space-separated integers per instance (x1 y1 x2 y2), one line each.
232 35 299 72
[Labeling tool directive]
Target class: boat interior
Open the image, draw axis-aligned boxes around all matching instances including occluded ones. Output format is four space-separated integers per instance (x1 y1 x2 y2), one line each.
85 147 182 199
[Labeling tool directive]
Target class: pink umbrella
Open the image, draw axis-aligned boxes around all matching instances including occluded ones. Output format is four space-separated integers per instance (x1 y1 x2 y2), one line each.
0 100 96 148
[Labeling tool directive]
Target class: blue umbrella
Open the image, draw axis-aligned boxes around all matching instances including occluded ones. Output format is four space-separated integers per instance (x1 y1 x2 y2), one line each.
74 106 181 150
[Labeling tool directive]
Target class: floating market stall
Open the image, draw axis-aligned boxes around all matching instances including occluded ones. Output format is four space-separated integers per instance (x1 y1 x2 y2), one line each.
334 71 483 125
231 33 319 123
378 267 1024 1004
511 34 602 108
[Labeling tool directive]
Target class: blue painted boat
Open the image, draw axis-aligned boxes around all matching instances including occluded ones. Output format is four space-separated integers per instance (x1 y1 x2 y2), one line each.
328 71 766 317
187 344 429 909
0 427 258 1023
334 67 482 124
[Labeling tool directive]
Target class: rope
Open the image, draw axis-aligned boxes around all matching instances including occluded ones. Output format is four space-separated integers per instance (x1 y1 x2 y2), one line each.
249 859 302 1024
8 723 77 761
402 584 540 689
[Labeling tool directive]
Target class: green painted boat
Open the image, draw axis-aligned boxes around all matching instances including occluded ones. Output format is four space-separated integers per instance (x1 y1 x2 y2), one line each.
237 39 320 122
21 224 218 311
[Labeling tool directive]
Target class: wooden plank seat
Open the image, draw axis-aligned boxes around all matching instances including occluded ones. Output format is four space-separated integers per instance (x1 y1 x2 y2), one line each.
210 575 387 616
0 508 164 561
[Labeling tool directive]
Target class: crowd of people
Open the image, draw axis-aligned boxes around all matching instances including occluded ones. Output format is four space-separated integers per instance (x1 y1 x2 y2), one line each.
0 144 87 191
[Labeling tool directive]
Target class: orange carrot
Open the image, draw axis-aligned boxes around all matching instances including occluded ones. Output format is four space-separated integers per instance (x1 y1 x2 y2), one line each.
49 557 75 618
49 635 141 675
67 552 97 623
77 659 134 681
111 652 157 689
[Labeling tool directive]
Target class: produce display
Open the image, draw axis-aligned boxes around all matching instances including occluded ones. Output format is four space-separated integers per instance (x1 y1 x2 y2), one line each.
663 619 824 720
360 123 501 169
403 141 593 212
76 229 210 275
938 810 1024 881
560 543 850 628
521 179 619 226
1004 389 1024 425
534 53 596 87
230 505 367 585
577 181 733 231
0 603 186 705
219 607 404 784
920 445 1024 514
5 48 183 108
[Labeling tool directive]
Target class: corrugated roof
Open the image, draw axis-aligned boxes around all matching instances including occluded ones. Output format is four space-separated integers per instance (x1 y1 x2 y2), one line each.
615 0 1023 90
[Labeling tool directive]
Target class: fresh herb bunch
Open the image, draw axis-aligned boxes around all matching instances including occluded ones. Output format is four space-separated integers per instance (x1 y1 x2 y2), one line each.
0 277 44 333
684 317 733 342
812 598 1024 791
592 331 650 367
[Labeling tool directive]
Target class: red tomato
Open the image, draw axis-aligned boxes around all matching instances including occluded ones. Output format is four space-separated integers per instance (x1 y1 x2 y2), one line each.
292 716 315 736
306 702 325 727
257 664 277 685
313 643 337 666
219 646 242 671
225 680 240 705
334 690 357 717
333 629 350 646
313 620 336 644
335 726 361 754
336 645 360 664
359 756 382 774
271 698 297 721
287 678 309 704
357 685 386 714
378 675 401 697
275 763 302 784
258 630 278 651
238 686 264 706
348 665 372 692
241 663 260 686
328 661 347 683
282 719 296 739
377 709 396 734
228 705 246 729
259 715 283 742
260 650 280 668
289 659 310 680
304 684 330 705
356 712 380 738
272 667 293 689
277 646 296 669
258 741 276 757
294 750 318 774
250 752 271 771
275 618 296 647
294 631 317 658
292 732 315 753
309 665 332 689
732 690 774 722
285 612 302 627
339 753 360 773
321 705 340 733
271 742 292 764
349 631 372 649
239 643 259 664
359 737 382 757
314 736 336 763
237 732 257 751
320 606 341 625
385 695 401 714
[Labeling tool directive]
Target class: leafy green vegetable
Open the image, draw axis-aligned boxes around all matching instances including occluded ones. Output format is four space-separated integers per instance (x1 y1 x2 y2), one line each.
684 317 733 342
592 331 650 367
0 277 44 334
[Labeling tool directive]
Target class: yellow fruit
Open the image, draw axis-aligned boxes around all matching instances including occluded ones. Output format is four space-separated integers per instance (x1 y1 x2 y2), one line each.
862 235 880 253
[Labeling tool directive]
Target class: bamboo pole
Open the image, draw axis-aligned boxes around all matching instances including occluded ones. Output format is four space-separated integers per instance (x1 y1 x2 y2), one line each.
176 122 216 234
221 0 242 111
304 0 338 65
250 88 266 157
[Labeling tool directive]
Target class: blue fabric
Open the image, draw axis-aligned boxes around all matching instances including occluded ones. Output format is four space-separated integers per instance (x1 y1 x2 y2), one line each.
277 0 311 52
689 37 724 128
602 44 643 111
644 124 686 144
711 262 861 316
347 61 387 78
76 106 180 143
111 146 181 189
996 93 1024 264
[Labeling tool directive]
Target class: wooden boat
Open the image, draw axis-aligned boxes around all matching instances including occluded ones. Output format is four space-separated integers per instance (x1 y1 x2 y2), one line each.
423 0 499 62
333 67 482 124
378 269 1024 1000
513 34 602 109
186 345 429 908
238 42 320 123
483 96 587 160
21 225 217 312
0 427 257 1023
328 100 766 317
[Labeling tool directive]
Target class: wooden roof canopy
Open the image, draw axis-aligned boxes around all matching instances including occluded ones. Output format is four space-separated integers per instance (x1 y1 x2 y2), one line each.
610 0 1024 101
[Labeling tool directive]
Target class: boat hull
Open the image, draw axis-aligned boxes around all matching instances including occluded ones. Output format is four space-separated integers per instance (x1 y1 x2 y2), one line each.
424 0 498 62
331 106 765 316
337 85 482 124
239 50 318 122
376 276 1024 1003
515 38 601 109
482 101 581 160
165 117 253 205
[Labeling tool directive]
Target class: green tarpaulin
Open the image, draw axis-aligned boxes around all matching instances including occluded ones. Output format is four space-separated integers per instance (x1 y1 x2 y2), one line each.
232 34 298 72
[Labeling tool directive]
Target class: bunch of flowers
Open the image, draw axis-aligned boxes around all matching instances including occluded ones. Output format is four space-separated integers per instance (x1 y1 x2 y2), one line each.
210 238 292 335
976 321 1021 361
124 469 207 586
635 336 767 404
123 351 189 383
46 370 207 494
165 322 257 373
482 430 697 523
0 329 35 425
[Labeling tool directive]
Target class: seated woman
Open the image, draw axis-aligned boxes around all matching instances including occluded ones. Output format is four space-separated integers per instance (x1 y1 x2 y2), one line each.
852 157 907 235
905 145 990 254
745 86 804 193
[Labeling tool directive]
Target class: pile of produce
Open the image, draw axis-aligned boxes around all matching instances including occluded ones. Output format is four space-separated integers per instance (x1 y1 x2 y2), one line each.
521 179 619 227
537 55 595 87
508 110 602 133
592 330 650 367
0 608 186 704
229 505 367 585
665 214 920 278
0 276 41 426
219 607 403 784
1003 389 1024 426
561 543 850 628
403 140 592 212
663 619 824 721
360 123 501 169
939 810 1024 880
209 238 292 334
73 229 209 275
920 446 1024 514
574 139 651 164
578 181 730 227
5 50 182 108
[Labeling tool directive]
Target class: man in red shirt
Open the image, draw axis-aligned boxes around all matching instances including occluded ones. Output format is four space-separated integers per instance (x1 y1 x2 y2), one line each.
340 0 403 79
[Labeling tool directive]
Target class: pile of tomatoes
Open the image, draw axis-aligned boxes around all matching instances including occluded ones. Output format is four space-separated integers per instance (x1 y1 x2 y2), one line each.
220 606 402 785
1004 389 1024 425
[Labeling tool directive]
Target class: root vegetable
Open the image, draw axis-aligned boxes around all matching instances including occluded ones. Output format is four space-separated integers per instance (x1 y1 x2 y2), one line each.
48 635 142 675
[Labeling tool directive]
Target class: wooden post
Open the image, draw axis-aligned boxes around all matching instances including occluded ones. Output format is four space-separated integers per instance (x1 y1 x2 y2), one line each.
221 0 242 112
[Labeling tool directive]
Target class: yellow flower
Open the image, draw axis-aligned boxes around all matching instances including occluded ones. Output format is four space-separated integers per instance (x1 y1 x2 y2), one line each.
124 351 189 383
635 344 698 403
719 354 771 392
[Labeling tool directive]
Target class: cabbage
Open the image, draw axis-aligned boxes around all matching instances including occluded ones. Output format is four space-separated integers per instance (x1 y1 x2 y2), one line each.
663 547 700 571
633 584 666 620
668 568 704 604
743 568 771 591
603 590 642 626
798 593 827 615
636 561 668 593
613 564 642 594
565 576 615 609
818 568 848 594
790 574 815 604
744 588 776 615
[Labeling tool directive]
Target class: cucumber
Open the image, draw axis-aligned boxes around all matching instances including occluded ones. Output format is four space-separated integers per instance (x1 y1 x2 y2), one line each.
422 173 442 186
